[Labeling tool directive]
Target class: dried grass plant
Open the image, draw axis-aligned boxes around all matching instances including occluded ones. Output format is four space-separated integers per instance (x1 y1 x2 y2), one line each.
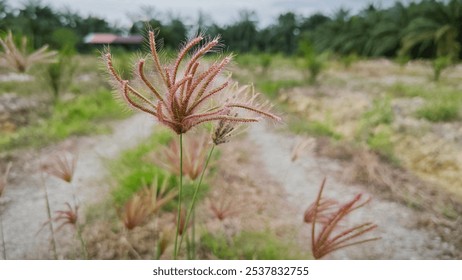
0 31 57 73
306 178 380 259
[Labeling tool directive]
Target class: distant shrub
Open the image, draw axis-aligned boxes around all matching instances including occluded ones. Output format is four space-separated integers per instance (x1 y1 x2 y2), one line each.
432 56 452 81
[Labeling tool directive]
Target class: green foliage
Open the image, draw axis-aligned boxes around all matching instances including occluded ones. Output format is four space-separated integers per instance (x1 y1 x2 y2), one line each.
50 28 79 51
394 54 410 68
289 119 342 140
357 98 395 157
44 48 77 101
298 40 328 84
0 89 128 150
200 231 306 260
366 126 394 158
109 130 172 206
387 83 423 98
259 53 272 74
361 98 394 128
109 131 209 207
257 80 303 99
340 53 359 69
416 101 459 122
432 55 452 81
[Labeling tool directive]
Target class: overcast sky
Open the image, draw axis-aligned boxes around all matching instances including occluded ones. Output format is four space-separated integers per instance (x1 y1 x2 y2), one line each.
11 0 407 27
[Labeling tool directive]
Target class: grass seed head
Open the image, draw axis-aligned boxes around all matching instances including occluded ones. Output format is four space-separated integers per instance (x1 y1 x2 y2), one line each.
43 153 78 183
308 178 380 259
104 30 280 135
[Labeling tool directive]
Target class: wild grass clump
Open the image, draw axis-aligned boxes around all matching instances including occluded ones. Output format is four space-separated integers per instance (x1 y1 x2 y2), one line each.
416 101 459 122
200 231 304 260
0 31 56 73
289 118 342 140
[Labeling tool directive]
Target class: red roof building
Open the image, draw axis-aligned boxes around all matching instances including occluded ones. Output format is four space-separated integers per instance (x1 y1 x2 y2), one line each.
84 33 143 45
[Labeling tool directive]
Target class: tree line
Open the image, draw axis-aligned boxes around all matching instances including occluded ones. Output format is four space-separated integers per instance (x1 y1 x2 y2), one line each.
1 0 461 59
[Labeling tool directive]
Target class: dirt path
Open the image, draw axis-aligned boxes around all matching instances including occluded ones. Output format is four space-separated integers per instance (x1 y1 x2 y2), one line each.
247 124 456 259
1 113 156 259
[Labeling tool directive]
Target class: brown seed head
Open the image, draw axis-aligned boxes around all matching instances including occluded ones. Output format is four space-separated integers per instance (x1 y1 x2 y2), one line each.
53 203 79 231
122 194 150 230
104 30 280 135
309 178 380 259
44 153 77 183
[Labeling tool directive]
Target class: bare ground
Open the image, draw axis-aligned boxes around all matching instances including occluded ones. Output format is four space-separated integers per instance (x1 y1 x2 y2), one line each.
246 124 457 259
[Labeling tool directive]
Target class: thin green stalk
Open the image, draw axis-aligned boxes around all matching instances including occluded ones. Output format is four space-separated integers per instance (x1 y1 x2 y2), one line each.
41 174 58 260
70 181 87 259
191 209 196 259
178 144 215 256
173 134 184 259
76 224 88 259
0 213 6 260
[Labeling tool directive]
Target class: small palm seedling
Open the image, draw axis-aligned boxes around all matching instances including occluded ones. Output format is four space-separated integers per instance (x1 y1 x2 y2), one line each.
104 30 280 259
0 162 12 260
305 178 380 259
432 56 452 82
0 31 57 73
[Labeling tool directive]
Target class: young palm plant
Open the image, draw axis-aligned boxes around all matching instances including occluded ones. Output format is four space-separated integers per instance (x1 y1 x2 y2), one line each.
104 30 280 259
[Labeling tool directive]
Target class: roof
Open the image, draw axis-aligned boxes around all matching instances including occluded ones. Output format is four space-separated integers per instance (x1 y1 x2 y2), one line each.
84 33 143 44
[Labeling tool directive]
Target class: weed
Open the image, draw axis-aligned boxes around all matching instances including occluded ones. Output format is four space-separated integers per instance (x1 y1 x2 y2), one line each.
416 101 459 122
289 119 342 140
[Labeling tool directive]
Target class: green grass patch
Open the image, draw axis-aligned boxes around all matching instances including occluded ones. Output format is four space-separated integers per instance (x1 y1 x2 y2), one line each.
257 80 304 99
200 231 307 260
289 118 342 140
109 130 210 207
366 127 395 159
357 98 396 159
415 101 459 122
0 89 128 150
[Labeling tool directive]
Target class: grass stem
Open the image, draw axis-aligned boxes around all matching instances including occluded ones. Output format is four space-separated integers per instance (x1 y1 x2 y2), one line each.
173 134 184 259
178 144 215 258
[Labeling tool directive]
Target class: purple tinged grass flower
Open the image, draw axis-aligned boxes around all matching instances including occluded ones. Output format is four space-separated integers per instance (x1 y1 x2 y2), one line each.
104 31 280 135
